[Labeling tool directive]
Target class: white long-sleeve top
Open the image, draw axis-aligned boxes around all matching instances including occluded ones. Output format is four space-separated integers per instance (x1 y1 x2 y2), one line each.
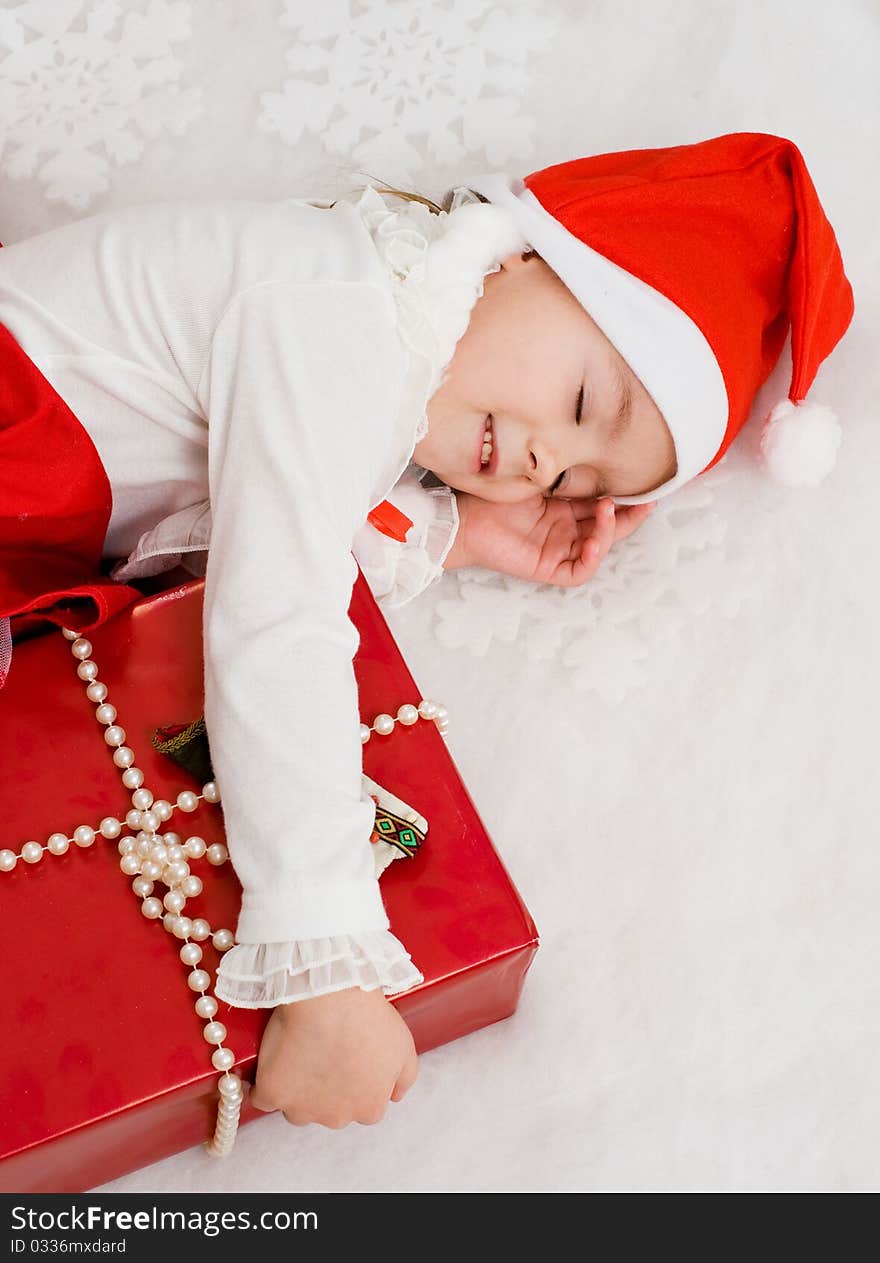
0 183 528 1006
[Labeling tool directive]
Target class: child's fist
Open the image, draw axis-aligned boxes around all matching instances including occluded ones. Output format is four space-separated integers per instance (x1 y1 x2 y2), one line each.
248 985 418 1128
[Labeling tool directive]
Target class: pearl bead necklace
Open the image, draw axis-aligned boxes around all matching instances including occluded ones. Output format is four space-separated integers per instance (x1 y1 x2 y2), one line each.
2 623 449 1157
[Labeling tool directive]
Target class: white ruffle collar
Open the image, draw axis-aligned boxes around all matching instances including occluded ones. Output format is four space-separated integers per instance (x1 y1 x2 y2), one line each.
345 183 529 441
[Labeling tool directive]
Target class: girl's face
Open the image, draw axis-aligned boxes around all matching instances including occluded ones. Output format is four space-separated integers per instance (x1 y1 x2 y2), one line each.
413 250 677 503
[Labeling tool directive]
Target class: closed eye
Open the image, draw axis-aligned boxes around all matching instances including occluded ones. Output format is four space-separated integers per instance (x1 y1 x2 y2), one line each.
548 383 584 495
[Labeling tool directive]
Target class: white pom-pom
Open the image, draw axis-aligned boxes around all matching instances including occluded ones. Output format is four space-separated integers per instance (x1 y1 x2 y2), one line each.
759 398 842 486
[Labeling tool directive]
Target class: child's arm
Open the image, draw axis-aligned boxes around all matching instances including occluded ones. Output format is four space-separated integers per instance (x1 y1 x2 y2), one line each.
353 478 658 602
196 278 422 1126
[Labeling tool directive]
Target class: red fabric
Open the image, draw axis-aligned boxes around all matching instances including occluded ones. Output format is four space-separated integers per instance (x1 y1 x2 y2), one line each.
523 132 855 474
0 307 144 651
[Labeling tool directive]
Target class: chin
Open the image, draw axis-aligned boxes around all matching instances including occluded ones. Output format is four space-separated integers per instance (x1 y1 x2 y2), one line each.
425 467 520 503
457 479 520 503
446 473 493 498
426 468 470 495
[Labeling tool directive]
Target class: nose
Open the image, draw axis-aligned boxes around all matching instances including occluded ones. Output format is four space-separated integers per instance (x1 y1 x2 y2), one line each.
527 437 558 490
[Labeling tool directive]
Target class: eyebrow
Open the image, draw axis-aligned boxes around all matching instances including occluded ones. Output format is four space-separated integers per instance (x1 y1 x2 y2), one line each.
608 360 634 447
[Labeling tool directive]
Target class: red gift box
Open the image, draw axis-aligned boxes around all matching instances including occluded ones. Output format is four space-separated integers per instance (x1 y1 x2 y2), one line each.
0 571 538 1193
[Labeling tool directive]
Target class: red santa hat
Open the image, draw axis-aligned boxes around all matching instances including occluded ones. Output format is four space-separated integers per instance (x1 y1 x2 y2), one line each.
470 132 855 505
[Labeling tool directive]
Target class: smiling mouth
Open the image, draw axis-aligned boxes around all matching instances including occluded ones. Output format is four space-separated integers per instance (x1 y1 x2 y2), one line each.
476 416 497 476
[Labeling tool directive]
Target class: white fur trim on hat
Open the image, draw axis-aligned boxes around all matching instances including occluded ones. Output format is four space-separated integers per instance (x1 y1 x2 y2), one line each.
469 172 730 505
759 398 842 485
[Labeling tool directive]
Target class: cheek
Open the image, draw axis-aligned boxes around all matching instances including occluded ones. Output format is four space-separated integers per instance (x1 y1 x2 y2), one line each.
446 318 509 405
439 373 483 425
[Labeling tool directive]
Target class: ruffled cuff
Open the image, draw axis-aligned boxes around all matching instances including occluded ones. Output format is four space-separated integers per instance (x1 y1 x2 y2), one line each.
213 930 425 1008
352 475 459 610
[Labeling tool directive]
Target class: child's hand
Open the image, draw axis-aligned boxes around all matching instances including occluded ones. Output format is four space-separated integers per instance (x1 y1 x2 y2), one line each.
445 491 656 587
247 985 418 1128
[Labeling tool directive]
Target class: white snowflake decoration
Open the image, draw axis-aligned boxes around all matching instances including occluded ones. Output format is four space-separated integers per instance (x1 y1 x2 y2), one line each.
431 463 758 705
260 0 559 182
0 0 202 210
